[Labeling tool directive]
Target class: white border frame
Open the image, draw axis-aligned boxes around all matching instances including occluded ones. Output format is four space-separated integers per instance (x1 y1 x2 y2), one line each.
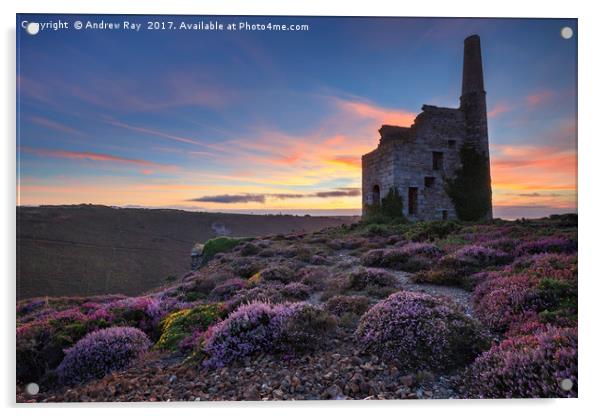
2 1 600 415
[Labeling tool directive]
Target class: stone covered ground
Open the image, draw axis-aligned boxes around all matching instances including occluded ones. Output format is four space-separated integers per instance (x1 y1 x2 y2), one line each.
16 215 578 402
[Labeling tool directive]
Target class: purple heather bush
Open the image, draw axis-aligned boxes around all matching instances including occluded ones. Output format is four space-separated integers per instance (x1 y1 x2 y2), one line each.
325 295 371 317
504 312 548 337
229 256 266 278
462 270 500 291
209 278 247 301
203 301 334 367
348 267 397 291
257 265 296 284
356 291 489 372
16 306 114 383
225 283 286 312
360 248 386 267
280 282 312 300
400 242 445 258
298 266 331 290
361 243 442 272
105 295 172 337
57 327 151 386
483 237 517 253
473 253 577 332
447 245 512 267
415 246 512 288
514 236 577 257
462 327 577 398
309 254 330 265
473 273 537 331
203 302 286 367
225 282 311 312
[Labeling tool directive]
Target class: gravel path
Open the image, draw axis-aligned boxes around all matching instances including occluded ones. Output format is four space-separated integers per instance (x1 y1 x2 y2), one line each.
385 269 474 316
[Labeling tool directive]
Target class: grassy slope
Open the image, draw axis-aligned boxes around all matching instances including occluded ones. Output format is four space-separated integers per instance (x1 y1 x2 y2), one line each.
17 205 357 300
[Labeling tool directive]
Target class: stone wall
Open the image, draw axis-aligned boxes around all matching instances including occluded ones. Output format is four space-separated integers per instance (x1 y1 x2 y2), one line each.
361 34 493 222
361 106 466 221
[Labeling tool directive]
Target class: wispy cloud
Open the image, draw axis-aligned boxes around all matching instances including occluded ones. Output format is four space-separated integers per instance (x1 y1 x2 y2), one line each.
20 147 176 171
488 102 511 118
333 98 416 127
28 116 83 136
105 119 206 147
189 188 361 204
526 90 557 108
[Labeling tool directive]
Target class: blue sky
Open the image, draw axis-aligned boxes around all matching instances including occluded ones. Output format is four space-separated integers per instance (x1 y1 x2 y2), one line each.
17 15 577 218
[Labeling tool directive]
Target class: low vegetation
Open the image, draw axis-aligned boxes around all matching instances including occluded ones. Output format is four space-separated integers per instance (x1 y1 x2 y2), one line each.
16 214 577 400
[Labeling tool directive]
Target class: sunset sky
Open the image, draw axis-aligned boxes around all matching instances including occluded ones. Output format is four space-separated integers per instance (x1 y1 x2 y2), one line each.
17 15 577 218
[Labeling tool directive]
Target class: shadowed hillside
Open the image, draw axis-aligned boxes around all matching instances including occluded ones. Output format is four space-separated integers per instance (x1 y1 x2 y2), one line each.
16 215 577 401
17 205 358 300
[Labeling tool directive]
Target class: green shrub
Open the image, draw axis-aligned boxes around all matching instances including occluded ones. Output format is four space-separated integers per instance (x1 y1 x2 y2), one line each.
155 303 225 351
537 277 577 324
445 144 492 221
362 223 390 236
363 188 406 224
202 237 251 261
404 220 461 242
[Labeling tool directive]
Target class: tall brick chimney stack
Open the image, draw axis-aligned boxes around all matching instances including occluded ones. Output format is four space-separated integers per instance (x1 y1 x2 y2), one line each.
460 34 489 154
460 34 493 220
461 34 485 96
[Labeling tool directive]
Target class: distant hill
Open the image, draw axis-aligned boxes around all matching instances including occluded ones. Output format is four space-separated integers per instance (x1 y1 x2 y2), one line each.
17 205 358 300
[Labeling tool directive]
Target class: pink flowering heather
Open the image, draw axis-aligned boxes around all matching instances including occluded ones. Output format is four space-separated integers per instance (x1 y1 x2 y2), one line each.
474 253 577 331
462 270 501 290
473 273 538 331
280 282 312 300
446 245 511 268
462 327 577 398
515 236 577 256
203 302 288 367
348 267 398 290
356 291 489 372
325 295 371 317
258 265 296 283
400 242 444 258
209 278 247 301
225 283 286 312
504 312 547 337
57 327 151 386
104 295 177 336
203 301 332 367
483 237 517 253
177 329 204 353
361 243 442 272
360 249 386 267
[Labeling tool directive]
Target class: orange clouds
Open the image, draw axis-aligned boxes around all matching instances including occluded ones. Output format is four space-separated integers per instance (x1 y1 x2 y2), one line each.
20 147 176 172
491 144 576 208
488 103 511 118
328 155 361 168
334 98 416 127
526 90 556 108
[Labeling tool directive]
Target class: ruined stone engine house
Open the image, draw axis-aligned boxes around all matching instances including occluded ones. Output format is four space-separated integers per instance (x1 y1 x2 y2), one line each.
361 35 493 221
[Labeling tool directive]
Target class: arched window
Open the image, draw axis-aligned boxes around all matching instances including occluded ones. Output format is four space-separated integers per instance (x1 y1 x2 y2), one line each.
372 185 381 206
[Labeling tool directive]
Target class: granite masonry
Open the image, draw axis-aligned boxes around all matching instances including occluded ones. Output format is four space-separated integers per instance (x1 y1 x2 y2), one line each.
362 34 493 221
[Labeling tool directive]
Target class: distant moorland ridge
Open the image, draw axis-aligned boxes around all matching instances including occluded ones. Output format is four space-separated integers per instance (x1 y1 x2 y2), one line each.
17 205 358 300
